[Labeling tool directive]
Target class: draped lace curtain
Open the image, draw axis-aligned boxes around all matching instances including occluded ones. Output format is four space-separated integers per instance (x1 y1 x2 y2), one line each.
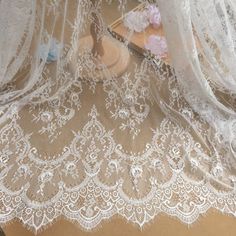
1 0 236 233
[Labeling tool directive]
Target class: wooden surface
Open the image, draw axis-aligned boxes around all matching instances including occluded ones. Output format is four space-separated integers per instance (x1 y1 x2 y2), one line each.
110 18 166 53
109 3 169 64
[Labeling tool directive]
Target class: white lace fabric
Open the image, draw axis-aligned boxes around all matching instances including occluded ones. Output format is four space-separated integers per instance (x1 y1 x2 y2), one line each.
1 0 236 233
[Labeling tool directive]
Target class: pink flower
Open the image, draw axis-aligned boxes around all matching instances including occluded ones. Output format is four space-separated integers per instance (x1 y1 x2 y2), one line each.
147 5 161 29
124 11 149 33
145 35 168 58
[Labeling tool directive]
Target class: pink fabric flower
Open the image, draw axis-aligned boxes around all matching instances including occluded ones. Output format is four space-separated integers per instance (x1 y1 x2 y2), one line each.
124 11 149 33
145 35 168 58
147 5 161 29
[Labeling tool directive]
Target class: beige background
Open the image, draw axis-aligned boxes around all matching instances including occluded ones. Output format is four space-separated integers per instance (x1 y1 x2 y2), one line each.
4 210 236 236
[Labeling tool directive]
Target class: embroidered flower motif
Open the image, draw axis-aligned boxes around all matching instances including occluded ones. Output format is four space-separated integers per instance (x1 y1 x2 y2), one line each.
65 161 76 171
70 92 80 103
130 165 143 178
18 164 29 174
118 108 130 119
40 170 53 183
211 163 224 178
169 145 181 159
190 159 199 172
181 108 193 119
13 164 32 182
0 153 9 164
63 161 78 178
130 164 143 192
48 98 61 108
105 159 121 178
123 93 136 106
40 111 53 123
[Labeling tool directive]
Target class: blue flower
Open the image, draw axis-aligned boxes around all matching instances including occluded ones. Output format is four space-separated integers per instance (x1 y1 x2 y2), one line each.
39 38 62 64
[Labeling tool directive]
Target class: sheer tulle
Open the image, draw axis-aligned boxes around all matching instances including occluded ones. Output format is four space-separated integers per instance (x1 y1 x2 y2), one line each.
157 0 236 179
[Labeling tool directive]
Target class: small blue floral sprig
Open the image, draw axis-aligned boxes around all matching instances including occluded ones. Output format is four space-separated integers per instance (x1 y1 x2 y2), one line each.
39 38 62 64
